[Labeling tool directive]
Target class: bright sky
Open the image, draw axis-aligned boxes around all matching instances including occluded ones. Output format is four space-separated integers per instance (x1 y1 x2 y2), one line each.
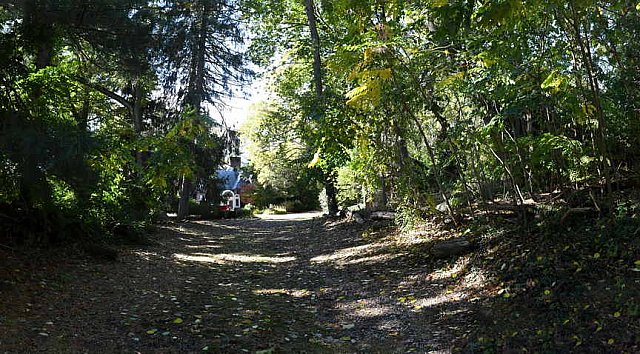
209 76 270 164
216 77 270 130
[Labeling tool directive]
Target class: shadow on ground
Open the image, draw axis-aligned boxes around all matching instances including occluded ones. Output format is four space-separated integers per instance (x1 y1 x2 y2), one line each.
0 213 486 353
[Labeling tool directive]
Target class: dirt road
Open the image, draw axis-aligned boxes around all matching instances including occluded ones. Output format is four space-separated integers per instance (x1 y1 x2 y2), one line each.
1 214 478 353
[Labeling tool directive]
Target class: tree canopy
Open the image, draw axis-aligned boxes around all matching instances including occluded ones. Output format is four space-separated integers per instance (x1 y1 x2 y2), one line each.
0 0 248 242
2 2 640 352
2 0 640 235
243 0 640 223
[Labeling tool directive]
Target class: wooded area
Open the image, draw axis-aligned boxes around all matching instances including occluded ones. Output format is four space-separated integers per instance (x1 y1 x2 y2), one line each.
1 0 640 352
2 0 640 240
1 0 248 243
243 0 640 224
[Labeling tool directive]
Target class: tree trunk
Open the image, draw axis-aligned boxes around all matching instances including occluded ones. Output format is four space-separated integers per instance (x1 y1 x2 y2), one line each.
325 172 339 215
304 0 339 215
304 0 323 99
396 93 457 224
178 2 210 219
177 176 192 220
564 4 612 202
132 80 144 165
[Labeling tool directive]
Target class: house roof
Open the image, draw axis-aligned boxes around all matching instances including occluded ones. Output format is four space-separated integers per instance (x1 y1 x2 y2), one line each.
217 169 241 191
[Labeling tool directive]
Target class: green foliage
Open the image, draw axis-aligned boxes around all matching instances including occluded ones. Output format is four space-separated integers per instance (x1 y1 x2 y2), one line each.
0 1 245 246
336 165 363 208
244 0 640 226
187 199 219 219
240 101 322 211
145 110 223 194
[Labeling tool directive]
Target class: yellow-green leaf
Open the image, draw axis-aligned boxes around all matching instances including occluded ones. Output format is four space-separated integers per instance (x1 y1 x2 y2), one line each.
308 149 321 168
583 103 597 116
173 317 184 324
432 0 448 7
477 52 498 67
146 329 158 335
345 85 369 106
541 71 567 91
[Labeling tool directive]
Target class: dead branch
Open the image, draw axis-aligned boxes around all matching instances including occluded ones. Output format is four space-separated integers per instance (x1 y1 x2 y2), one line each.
560 207 596 225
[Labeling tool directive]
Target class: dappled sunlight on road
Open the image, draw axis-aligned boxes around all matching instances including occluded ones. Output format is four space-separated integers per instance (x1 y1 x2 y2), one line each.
310 241 395 266
0 210 497 353
340 298 395 319
128 215 487 351
342 253 403 265
173 252 297 264
412 292 466 309
253 288 312 298
424 256 470 281
183 244 222 250
158 225 211 236
256 211 323 221
131 250 161 260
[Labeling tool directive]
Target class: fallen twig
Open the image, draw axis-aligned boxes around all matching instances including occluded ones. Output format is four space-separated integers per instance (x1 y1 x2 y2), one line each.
370 211 396 220
0 212 19 222
0 243 15 251
560 207 596 225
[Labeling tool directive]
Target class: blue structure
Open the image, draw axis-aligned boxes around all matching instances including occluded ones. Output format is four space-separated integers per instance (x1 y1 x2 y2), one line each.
215 168 246 210
216 168 242 191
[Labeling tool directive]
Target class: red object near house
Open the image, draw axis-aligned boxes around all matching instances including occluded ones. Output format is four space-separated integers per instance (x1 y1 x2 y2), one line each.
239 183 256 205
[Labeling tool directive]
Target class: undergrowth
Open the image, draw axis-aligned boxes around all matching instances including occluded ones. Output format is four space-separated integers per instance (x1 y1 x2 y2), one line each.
460 200 640 352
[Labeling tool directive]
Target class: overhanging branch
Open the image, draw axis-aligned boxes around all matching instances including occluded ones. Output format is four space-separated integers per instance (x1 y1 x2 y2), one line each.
74 76 133 113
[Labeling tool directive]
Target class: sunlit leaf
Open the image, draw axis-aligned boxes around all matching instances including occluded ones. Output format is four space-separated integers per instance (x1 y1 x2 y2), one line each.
308 149 321 168
541 71 567 91
256 349 275 354
432 0 448 8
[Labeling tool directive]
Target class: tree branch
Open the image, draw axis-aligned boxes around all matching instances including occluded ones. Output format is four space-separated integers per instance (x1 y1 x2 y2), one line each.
74 76 133 113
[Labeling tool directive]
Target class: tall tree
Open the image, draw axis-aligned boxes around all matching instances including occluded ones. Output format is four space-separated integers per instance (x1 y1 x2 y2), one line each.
303 0 339 215
155 0 248 219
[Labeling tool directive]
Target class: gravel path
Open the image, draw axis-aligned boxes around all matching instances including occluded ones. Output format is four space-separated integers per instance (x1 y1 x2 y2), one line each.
1 214 479 353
